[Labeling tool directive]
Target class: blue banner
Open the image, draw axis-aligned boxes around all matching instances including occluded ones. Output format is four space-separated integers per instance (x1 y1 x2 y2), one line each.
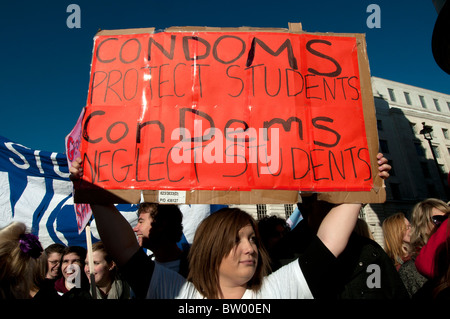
0 135 138 249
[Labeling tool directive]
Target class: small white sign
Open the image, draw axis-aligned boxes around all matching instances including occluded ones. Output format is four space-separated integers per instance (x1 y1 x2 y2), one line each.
158 190 186 204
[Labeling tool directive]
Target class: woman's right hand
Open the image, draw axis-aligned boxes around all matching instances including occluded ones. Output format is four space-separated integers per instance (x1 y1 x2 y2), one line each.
69 157 83 181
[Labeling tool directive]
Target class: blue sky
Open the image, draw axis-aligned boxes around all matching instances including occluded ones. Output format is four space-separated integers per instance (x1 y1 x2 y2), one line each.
0 0 448 153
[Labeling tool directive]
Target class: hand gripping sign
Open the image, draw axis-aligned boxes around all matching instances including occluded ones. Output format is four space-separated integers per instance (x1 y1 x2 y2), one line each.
71 24 385 204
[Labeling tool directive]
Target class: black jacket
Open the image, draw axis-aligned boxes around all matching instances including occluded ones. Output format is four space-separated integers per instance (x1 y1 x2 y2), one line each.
268 220 409 299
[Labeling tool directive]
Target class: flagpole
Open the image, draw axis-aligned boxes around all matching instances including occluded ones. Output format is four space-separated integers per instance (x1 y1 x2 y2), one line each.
85 224 97 299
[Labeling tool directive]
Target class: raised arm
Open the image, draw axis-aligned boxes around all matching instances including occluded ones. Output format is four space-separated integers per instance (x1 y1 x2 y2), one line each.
90 204 140 267
317 203 362 257
317 153 390 257
69 158 140 267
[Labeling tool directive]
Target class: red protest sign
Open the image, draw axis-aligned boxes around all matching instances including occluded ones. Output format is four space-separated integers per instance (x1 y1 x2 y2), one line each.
78 30 373 193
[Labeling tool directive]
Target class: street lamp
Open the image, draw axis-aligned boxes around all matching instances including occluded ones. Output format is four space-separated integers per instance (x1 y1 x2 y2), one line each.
419 122 447 198
419 122 433 141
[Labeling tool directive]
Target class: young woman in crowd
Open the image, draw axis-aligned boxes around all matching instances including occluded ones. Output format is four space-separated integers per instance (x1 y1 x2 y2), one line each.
84 241 130 299
398 198 450 297
382 212 412 270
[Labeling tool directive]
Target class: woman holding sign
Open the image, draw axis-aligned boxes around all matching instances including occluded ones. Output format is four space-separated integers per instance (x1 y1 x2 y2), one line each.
69 153 390 299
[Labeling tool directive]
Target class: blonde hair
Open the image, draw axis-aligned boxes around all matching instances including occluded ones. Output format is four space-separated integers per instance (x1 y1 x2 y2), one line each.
187 208 270 299
382 213 410 267
409 198 450 256
0 222 41 299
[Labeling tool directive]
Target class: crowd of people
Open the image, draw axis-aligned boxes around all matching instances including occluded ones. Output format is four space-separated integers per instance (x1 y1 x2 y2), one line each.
1 153 449 300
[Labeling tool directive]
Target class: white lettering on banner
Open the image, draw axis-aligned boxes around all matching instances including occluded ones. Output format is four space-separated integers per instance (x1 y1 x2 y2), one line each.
3 141 68 178
6 142 30 170
0 172 12 226
51 152 70 178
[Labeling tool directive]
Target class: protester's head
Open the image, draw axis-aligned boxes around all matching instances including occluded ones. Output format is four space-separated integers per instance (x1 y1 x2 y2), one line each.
297 194 336 232
44 243 65 280
133 203 183 250
410 198 449 255
382 212 411 266
84 241 116 287
187 207 270 299
133 203 157 247
60 245 87 288
257 215 290 253
0 222 43 299
354 218 374 240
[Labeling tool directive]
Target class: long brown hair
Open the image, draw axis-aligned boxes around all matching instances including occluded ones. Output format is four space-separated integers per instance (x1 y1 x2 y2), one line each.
187 208 270 299
382 212 410 268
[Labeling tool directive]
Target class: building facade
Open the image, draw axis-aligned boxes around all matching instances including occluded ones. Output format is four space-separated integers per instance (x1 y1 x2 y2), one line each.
364 76 450 245
232 76 450 247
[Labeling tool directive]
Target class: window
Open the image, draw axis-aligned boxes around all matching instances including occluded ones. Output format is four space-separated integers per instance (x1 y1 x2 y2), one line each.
432 145 441 159
443 128 449 140
284 204 294 219
447 102 450 112
448 147 450 156
256 204 267 220
404 92 412 105
433 99 441 112
428 126 436 139
388 88 396 102
379 139 389 154
419 95 427 108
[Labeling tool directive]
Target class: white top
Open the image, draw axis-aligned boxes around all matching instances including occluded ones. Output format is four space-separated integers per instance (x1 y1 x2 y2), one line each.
146 259 313 299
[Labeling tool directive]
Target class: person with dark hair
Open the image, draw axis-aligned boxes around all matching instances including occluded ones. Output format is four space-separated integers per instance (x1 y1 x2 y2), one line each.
257 215 290 270
44 243 65 280
133 203 188 277
54 246 91 298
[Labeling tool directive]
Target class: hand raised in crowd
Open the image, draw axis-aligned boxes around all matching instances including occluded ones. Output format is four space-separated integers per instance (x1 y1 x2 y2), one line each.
376 152 390 180
69 157 83 180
